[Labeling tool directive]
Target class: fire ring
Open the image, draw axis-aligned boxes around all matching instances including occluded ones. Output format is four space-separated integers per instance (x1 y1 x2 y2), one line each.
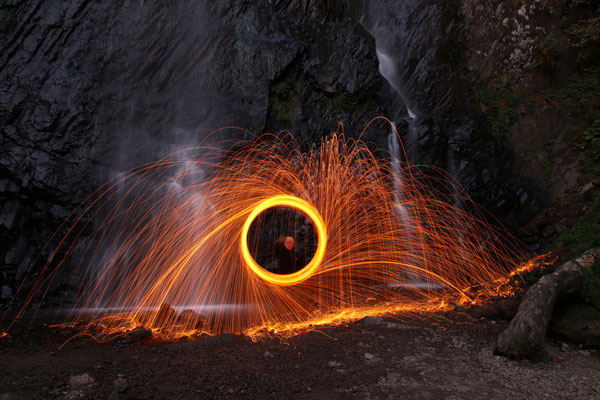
240 195 327 286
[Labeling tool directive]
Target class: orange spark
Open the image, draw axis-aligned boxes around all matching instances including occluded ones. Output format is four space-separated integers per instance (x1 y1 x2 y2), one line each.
3 121 543 340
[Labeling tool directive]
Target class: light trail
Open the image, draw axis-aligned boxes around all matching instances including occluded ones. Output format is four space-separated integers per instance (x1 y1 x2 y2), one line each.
240 195 327 286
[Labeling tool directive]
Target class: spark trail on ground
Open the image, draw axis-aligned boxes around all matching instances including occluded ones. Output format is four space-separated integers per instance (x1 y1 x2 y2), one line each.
4 120 539 340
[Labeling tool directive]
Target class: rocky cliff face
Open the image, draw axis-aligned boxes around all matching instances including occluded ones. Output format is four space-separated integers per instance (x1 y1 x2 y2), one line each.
360 0 540 224
462 0 600 198
0 0 385 302
3 0 590 304
459 0 600 250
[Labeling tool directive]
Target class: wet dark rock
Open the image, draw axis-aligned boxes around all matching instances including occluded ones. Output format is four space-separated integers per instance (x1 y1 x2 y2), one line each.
361 0 538 228
153 303 178 328
178 309 203 330
1 285 13 299
127 326 152 340
0 0 549 307
0 0 385 302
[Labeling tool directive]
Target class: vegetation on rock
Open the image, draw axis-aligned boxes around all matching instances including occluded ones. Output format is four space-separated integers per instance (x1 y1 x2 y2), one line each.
269 76 302 122
557 196 600 257
476 75 523 139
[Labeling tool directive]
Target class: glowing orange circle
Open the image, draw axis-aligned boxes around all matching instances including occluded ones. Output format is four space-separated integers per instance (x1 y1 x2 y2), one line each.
240 195 327 286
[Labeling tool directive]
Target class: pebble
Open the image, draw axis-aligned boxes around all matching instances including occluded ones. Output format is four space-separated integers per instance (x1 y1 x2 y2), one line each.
68 373 95 389
114 377 130 393
582 182 595 194
364 353 375 360
263 350 274 358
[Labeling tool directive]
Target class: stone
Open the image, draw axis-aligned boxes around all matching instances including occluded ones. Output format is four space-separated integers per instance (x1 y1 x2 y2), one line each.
356 316 384 325
496 248 600 360
128 326 152 340
263 351 274 358
68 373 95 389
178 309 203 330
113 376 130 393
581 182 594 195
152 303 178 329
1 285 13 299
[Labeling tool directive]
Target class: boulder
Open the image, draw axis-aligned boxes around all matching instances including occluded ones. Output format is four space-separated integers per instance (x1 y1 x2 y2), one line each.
495 248 600 360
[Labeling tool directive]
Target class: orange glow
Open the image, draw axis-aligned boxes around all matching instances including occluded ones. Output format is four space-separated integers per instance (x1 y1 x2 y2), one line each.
2 120 543 340
240 195 327 286
490 252 556 298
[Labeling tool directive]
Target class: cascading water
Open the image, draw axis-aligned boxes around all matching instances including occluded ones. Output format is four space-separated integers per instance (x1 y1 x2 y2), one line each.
361 1 452 289
374 49 420 165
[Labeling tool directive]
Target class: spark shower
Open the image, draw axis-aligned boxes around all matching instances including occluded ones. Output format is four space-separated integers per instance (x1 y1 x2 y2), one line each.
4 120 534 340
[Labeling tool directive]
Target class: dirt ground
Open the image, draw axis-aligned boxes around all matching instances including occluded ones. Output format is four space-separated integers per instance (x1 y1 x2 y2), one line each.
1 313 599 400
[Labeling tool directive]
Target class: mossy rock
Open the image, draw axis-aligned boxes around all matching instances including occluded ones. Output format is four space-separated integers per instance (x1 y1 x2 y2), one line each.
557 196 600 257
580 260 600 309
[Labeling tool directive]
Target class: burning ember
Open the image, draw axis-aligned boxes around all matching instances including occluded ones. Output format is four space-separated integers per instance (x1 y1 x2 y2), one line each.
3 122 541 340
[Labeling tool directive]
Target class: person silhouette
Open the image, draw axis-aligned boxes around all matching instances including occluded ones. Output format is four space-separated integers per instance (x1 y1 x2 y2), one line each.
273 235 304 274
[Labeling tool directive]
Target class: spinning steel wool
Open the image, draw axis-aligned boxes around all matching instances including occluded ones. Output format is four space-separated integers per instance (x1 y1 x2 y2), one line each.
5 121 538 340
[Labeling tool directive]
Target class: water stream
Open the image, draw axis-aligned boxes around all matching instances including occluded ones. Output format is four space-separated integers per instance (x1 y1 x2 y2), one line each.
361 1 446 289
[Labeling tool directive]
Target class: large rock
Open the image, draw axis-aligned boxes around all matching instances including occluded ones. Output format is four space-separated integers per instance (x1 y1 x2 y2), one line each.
495 248 600 360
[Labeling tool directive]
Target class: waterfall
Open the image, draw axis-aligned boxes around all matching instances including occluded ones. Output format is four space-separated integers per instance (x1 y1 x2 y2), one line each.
361 2 445 289
375 48 420 164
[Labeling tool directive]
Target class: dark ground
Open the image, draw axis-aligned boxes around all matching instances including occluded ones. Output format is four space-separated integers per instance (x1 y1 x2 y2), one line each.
1 312 599 400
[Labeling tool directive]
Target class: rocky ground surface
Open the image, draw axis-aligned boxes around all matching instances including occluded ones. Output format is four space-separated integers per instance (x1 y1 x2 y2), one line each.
1 313 598 400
